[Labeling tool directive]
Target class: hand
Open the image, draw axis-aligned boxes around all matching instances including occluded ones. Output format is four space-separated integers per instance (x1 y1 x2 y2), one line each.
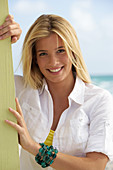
0 14 22 44
5 98 38 154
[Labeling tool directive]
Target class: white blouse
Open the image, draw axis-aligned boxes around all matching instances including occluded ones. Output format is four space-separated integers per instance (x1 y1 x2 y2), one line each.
14 75 113 170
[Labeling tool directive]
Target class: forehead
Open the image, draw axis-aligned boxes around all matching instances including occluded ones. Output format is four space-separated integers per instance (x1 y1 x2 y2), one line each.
36 33 64 50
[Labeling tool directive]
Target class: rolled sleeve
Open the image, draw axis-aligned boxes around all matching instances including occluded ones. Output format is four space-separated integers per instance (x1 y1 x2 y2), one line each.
85 90 113 160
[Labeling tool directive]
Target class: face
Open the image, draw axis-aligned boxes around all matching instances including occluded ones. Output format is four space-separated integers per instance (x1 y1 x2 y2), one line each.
36 33 73 85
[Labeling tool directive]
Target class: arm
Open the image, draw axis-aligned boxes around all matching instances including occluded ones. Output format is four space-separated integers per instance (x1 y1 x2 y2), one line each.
0 14 22 43
51 152 108 170
5 98 108 170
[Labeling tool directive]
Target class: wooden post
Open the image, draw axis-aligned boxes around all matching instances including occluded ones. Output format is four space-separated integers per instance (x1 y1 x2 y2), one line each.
0 0 20 169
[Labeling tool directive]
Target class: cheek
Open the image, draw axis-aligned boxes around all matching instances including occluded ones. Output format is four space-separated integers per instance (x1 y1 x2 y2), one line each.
63 56 72 66
65 58 73 71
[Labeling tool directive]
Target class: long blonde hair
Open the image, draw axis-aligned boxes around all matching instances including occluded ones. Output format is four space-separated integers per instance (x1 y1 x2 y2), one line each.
21 14 91 89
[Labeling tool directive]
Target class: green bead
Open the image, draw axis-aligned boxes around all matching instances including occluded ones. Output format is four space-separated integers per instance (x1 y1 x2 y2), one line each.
43 145 47 150
35 143 58 168
39 148 45 156
45 158 50 164
49 145 53 149
38 159 43 165
43 155 46 161
41 151 45 156
35 154 41 163
43 155 50 163
41 161 46 168
49 149 53 153
50 160 54 165
47 151 52 156
52 154 56 159
39 148 43 153
46 156 50 161
40 143 44 147
54 149 58 154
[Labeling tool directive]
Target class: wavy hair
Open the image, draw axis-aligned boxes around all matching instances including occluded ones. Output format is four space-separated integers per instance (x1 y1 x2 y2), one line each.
21 14 91 89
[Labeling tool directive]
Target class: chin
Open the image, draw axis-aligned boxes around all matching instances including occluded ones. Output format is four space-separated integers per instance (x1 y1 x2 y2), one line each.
47 77 66 84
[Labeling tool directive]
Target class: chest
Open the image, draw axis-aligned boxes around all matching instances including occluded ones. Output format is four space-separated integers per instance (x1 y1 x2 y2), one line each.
22 101 89 156
51 99 69 131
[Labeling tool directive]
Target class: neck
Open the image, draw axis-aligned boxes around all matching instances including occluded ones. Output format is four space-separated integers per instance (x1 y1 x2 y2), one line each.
46 72 75 100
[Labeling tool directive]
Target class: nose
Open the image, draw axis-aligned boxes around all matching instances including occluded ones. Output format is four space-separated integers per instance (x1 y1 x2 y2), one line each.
48 53 59 66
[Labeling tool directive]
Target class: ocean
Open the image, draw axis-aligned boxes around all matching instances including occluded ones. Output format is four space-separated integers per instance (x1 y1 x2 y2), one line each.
91 75 113 96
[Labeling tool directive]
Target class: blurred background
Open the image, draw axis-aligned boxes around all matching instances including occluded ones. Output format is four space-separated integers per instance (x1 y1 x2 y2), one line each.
9 0 113 95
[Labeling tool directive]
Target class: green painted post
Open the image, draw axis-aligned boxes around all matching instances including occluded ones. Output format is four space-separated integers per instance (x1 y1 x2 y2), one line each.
0 0 20 169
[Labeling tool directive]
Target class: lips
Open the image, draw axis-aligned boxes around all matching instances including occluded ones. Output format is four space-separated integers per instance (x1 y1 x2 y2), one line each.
47 66 64 73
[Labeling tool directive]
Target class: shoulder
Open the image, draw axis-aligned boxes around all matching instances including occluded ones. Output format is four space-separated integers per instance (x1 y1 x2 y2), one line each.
84 83 113 119
14 74 24 89
85 82 113 102
14 75 41 107
14 74 33 99
14 75 25 97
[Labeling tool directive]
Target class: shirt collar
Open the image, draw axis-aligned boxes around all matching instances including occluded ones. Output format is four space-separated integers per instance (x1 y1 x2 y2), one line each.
69 76 85 105
39 76 85 105
38 78 48 95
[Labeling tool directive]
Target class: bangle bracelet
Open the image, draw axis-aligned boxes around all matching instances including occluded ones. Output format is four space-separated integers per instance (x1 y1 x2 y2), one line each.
35 143 58 168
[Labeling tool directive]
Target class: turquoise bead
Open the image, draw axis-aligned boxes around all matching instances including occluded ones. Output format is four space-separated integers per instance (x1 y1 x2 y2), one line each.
50 160 54 165
39 148 43 153
49 145 53 149
54 149 58 154
41 161 46 168
47 151 52 156
52 154 56 159
35 143 58 168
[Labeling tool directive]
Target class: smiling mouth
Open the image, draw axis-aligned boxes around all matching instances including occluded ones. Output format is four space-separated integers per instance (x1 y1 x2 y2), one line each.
48 66 64 73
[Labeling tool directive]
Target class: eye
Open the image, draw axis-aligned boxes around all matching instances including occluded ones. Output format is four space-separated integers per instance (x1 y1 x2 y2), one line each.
39 52 48 57
57 49 65 54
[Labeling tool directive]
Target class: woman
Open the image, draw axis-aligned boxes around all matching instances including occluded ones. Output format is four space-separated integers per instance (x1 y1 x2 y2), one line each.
0 14 113 170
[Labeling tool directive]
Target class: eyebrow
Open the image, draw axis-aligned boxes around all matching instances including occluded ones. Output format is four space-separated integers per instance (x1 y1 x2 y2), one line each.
36 46 65 53
36 50 47 53
55 46 65 50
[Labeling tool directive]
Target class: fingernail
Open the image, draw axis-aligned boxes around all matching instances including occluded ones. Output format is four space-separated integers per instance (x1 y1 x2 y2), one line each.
0 37 2 40
15 98 18 102
9 107 12 111
5 120 9 122
0 25 3 29
6 17 9 21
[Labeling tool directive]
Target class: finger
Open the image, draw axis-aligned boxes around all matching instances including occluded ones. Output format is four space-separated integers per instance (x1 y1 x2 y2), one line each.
11 36 18 44
0 28 21 40
0 32 11 40
8 107 23 126
0 24 18 36
5 14 14 21
0 19 15 29
5 119 22 134
0 31 12 40
15 98 23 117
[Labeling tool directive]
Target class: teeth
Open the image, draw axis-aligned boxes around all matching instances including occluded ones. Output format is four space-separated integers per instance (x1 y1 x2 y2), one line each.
49 68 62 72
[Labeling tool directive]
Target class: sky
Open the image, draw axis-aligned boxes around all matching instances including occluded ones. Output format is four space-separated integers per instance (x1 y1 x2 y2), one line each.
8 0 113 75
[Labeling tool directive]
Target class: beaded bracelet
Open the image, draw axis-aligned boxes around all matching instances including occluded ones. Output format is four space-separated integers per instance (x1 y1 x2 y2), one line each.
35 143 58 168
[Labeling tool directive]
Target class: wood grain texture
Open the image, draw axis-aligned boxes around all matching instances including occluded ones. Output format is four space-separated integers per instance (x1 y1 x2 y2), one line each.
0 0 20 169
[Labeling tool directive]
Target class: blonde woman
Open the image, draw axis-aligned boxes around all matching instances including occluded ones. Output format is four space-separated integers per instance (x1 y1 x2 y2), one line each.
1 14 113 170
